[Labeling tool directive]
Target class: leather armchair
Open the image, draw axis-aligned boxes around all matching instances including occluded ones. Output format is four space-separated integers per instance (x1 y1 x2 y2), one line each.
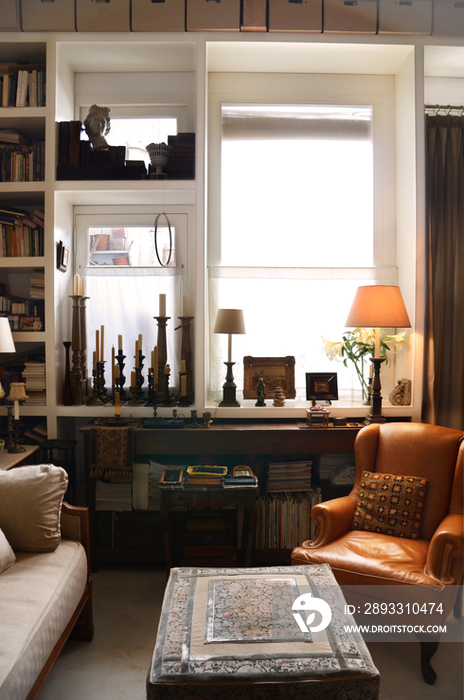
292 422 464 684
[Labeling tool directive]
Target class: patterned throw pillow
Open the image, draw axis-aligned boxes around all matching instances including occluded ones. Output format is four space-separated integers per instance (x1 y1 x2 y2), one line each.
352 471 428 539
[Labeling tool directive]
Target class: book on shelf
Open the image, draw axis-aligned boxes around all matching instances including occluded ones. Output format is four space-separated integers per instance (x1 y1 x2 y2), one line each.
256 489 321 550
30 270 45 299
0 222 44 257
0 63 45 108
22 359 46 405
0 139 45 182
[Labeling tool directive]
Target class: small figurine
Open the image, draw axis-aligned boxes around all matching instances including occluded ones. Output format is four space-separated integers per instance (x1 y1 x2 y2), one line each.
84 104 111 150
255 377 266 406
389 378 412 406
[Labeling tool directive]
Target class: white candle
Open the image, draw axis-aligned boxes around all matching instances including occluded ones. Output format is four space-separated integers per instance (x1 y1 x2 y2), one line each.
138 333 143 354
135 340 139 368
14 399 19 421
74 274 79 296
182 294 190 317
159 294 166 317
96 330 100 363
100 325 104 362
181 374 187 397
80 276 85 296
111 346 115 383
118 334 123 351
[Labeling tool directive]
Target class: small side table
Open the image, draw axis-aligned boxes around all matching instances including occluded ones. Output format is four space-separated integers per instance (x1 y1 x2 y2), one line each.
160 481 258 572
306 408 330 427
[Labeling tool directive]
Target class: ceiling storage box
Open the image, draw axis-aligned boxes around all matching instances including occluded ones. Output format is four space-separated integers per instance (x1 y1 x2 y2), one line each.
432 0 464 36
378 0 432 33
268 0 322 32
186 0 240 31
21 0 76 31
324 0 378 33
0 0 21 31
131 0 186 31
76 0 131 31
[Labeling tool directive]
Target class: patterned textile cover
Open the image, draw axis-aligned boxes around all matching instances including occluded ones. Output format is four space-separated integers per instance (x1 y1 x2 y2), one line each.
147 564 380 700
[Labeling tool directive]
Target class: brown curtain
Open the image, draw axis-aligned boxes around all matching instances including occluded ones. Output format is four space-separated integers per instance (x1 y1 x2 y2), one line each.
423 115 464 430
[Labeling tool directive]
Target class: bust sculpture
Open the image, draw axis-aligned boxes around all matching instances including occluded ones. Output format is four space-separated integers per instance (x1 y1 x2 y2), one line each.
84 104 111 150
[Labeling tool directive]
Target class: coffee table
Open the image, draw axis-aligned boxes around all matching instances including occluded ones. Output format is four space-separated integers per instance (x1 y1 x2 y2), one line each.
147 564 380 699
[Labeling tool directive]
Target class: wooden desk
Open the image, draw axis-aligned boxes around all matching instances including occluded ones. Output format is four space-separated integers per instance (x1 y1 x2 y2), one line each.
0 444 39 471
135 422 361 460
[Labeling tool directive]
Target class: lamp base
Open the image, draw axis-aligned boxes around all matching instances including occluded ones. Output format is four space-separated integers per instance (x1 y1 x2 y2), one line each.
364 357 386 425
219 361 240 407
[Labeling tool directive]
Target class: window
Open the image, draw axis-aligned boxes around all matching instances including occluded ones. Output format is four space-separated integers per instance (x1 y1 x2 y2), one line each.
75 207 193 379
208 73 398 402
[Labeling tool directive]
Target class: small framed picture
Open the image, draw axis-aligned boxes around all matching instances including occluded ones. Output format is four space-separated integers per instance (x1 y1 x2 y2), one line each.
305 372 339 402
19 316 43 331
57 240 69 272
160 468 184 485
233 466 253 478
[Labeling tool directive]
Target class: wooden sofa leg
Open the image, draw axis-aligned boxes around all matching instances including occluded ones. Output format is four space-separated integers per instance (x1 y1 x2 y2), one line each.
70 582 94 642
416 633 440 685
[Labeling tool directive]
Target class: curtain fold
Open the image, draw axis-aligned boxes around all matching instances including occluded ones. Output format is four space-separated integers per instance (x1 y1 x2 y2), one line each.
423 115 464 430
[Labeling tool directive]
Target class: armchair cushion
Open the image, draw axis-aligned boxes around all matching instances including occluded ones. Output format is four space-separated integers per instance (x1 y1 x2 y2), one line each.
352 470 428 539
0 464 68 553
0 528 15 574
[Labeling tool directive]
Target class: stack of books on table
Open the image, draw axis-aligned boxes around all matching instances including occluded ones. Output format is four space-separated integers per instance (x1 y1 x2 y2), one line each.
266 460 313 493
22 359 46 405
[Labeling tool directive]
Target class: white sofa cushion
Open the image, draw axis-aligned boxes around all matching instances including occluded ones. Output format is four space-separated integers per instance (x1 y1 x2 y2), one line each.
0 528 15 574
0 539 87 700
0 465 68 552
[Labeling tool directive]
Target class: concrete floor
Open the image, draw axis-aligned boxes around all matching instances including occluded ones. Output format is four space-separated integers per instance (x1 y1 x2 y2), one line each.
38 565 464 700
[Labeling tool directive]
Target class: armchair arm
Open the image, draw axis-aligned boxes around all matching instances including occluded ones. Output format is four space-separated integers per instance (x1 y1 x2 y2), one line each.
306 494 358 548
425 513 464 583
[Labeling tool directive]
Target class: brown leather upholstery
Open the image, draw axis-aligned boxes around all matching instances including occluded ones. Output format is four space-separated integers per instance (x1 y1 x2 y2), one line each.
292 422 464 598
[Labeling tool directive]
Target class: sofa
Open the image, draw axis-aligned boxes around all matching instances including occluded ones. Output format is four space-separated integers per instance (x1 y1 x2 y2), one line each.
0 464 94 700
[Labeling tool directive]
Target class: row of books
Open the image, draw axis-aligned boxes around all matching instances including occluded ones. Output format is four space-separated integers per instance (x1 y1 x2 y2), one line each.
0 294 37 316
30 270 45 300
0 64 46 108
0 224 44 257
255 490 321 550
167 133 195 180
0 139 46 182
266 460 313 493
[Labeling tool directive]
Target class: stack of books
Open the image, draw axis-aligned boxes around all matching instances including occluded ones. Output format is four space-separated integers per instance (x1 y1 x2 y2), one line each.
266 460 313 493
29 269 45 300
95 481 132 511
167 133 195 180
22 359 46 405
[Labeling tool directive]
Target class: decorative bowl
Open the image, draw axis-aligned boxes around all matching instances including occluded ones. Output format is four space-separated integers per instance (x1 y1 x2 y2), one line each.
146 142 171 174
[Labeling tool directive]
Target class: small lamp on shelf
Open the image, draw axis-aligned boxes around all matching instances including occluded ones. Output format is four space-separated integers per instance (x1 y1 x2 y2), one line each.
345 285 411 424
0 317 16 399
213 309 246 407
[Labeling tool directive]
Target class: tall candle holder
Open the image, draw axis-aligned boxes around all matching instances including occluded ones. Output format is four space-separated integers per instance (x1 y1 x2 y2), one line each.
115 349 128 400
162 366 174 406
87 367 104 406
69 295 83 405
5 407 15 450
96 360 109 403
177 316 194 404
154 315 170 402
79 296 90 399
136 351 145 401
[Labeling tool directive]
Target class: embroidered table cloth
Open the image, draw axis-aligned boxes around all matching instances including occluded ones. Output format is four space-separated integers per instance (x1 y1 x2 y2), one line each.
147 564 380 700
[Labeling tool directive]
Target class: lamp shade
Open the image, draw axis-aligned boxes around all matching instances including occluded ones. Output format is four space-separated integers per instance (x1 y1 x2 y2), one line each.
7 382 28 402
213 309 246 335
0 318 15 353
345 286 411 329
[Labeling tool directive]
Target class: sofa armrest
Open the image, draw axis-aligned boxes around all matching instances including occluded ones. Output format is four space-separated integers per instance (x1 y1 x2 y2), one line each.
425 513 464 583
306 495 357 548
61 502 91 574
